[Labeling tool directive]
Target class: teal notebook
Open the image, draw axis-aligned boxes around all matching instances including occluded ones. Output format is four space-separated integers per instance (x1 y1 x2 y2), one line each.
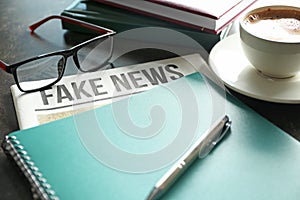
3 72 300 200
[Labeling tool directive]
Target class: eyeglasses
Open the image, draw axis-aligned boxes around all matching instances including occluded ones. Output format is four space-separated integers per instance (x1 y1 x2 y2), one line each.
0 15 116 93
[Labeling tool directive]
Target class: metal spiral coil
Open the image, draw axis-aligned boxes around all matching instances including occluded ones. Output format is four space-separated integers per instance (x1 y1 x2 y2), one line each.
3 135 59 200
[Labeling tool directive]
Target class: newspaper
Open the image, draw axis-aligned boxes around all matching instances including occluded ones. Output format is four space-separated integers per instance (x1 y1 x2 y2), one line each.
10 54 205 129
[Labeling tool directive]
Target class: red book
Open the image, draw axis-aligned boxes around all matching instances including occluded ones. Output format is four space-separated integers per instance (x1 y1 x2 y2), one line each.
94 0 257 34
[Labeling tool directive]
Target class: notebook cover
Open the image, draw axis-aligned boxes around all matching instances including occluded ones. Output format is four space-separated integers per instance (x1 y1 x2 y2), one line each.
3 72 300 200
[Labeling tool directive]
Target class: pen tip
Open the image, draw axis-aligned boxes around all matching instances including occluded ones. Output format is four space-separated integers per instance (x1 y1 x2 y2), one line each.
146 187 161 200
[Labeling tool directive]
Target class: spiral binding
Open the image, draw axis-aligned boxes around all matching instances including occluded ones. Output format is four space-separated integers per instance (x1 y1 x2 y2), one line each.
3 135 59 200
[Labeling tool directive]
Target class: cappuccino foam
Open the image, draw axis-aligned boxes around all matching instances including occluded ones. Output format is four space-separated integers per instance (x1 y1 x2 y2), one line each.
244 8 300 42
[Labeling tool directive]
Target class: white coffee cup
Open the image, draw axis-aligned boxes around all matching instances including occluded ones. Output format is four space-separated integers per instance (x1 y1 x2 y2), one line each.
239 5 300 78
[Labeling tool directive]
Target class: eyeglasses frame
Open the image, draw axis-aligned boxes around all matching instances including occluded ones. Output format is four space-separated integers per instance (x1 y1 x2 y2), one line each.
0 15 116 93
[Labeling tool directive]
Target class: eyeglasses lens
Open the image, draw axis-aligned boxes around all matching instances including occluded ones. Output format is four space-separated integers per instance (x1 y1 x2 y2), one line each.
16 55 65 91
76 37 113 72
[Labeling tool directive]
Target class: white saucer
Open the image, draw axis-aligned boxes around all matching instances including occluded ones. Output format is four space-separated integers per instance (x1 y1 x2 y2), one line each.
209 34 300 104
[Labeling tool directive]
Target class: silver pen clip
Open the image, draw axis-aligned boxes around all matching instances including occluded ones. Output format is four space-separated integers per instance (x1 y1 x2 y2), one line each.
198 116 231 159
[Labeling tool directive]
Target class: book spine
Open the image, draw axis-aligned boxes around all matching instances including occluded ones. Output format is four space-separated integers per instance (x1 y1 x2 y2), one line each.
2 135 58 200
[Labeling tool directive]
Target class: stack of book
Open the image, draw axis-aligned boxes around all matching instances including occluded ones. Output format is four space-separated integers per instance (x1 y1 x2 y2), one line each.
60 0 257 51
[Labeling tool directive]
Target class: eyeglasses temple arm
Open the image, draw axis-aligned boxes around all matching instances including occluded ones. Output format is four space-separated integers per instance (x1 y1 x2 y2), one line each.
0 60 8 72
29 15 115 35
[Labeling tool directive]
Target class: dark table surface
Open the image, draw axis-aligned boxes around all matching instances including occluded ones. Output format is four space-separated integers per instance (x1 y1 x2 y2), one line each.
1 1 300 200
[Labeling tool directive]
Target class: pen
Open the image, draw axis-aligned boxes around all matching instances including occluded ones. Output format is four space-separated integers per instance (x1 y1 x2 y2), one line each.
146 115 231 200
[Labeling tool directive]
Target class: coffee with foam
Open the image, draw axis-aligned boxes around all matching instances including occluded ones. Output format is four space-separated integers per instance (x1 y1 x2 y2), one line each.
239 6 300 78
243 8 300 42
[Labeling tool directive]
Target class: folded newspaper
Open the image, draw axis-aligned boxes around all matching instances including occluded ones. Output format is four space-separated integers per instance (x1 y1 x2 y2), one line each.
10 54 207 129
